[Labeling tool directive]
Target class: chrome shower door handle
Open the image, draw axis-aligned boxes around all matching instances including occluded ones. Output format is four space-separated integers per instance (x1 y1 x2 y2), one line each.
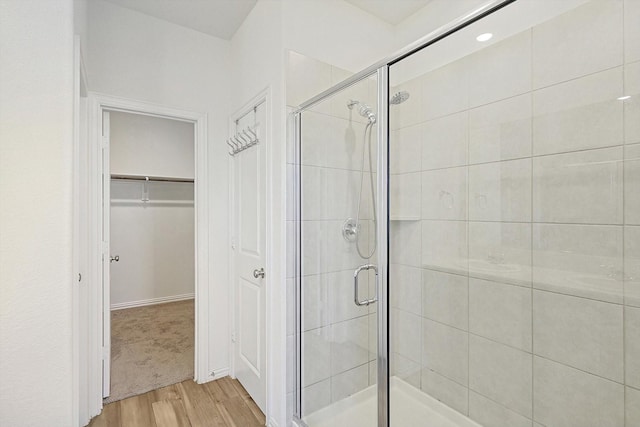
354 264 378 306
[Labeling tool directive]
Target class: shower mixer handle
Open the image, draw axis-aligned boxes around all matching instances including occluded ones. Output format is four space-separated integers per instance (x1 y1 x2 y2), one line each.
354 264 378 307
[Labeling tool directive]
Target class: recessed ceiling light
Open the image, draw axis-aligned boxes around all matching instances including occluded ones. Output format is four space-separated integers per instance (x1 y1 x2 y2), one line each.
476 33 493 42
617 95 631 101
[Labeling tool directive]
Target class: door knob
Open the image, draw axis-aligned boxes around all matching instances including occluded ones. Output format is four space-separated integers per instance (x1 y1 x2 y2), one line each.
253 268 265 279
110 255 120 263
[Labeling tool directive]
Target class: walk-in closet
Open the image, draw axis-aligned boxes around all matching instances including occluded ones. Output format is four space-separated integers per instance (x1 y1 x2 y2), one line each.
106 110 195 403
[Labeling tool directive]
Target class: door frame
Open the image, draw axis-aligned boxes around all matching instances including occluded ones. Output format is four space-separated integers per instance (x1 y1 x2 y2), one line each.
228 87 271 413
85 93 210 413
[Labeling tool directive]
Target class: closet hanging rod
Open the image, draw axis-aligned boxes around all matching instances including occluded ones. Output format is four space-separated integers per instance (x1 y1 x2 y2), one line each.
111 174 194 183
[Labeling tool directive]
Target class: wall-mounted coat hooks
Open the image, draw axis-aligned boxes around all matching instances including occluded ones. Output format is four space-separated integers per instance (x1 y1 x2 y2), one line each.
227 126 258 156
228 104 261 156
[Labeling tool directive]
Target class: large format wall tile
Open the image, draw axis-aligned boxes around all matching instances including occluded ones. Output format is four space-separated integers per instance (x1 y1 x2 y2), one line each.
303 327 331 386
468 94 532 164
422 167 468 220
625 144 640 225
625 61 640 144
330 316 369 376
624 0 640 63
301 113 369 171
302 166 372 221
468 221 532 286
533 290 623 382
532 0 623 89
303 379 331 415
469 159 531 222
467 30 532 108
420 59 469 121
422 220 468 273
390 77 424 129
302 220 369 276
627 386 640 427
390 172 421 220
422 269 468 331
532 223 623 303
422 369 469 415
327 270 370 325
331 364 369 403
533 147 623 225
469 335 532 417
390 220 421 267
469 391 533 427
302 273 329 331
532 67 624 156
422 319 469 386
533 357 624 427
422 112 468 171
391 309 422 364
390 264 422 316
391 352 421 387
390 124 422 174
469 278 532 351
626 225 640 307
626 306 640 388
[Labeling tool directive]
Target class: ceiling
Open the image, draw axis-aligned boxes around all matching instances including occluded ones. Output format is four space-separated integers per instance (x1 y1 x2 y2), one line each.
102 0 433 40
344 0 433 25
102 0 258 40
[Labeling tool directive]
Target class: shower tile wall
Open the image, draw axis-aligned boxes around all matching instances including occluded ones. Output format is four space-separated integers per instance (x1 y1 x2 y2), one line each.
389 1 639 426
286 51 379 416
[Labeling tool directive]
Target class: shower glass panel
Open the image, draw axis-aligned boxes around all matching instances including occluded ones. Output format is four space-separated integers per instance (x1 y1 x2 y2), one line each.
388 0 638 426
297 73 381 427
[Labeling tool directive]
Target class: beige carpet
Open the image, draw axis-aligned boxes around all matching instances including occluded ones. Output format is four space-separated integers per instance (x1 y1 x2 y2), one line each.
105 299 194 403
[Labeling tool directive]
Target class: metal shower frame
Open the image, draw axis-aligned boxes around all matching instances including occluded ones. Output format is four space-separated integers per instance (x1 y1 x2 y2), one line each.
291 1 516 426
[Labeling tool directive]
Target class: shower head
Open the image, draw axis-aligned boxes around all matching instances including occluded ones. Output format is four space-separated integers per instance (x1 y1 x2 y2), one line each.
347 99 376 123
390 91 410 105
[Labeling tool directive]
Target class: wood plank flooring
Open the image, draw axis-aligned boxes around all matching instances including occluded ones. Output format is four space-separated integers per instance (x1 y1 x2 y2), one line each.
88 377 265 427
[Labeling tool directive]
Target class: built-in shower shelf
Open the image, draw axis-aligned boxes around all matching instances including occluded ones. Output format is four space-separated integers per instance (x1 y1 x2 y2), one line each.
389 216 421 221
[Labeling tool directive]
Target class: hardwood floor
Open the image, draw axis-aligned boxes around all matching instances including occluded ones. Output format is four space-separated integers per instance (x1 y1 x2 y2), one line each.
88 377 266 427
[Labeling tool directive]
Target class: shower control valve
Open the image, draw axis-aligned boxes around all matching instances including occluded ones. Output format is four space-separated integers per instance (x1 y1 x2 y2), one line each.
342 218 358 242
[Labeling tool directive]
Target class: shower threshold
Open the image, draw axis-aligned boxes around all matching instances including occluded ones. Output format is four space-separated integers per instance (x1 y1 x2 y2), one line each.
303 377 481 427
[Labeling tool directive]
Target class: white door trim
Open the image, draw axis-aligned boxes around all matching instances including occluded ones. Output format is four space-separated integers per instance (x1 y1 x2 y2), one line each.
72 35 91 427
85 92 210 414
228 87 271 417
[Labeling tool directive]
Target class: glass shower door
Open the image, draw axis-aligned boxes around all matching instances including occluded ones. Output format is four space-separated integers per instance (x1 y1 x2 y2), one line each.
388 0 638 426
296 73 381 427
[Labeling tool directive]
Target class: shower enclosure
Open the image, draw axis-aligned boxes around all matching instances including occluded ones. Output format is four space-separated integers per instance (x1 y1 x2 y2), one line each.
292 0 639 426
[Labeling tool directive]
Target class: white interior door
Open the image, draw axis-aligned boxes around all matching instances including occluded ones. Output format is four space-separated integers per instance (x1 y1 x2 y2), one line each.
101 110 111 398
233 103 267 412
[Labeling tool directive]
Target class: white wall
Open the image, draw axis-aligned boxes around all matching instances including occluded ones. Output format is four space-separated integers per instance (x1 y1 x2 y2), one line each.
110 181 195 307
86 0 232 379
110 111 195 179
0 0 75 425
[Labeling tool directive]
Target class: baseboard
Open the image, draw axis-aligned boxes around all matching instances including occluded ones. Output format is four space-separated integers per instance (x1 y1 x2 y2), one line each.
110 293 195 310
195 367 230 384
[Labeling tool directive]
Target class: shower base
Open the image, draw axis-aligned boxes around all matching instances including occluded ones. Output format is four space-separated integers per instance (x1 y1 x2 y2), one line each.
302 377 481 427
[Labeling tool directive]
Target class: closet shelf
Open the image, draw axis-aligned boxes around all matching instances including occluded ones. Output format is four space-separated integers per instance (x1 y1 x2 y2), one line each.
111 199 194 205
111 174 194 183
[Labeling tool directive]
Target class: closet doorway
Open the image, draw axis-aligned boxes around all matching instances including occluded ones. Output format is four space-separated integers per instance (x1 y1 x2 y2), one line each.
102 110 196 403
85 94 210 414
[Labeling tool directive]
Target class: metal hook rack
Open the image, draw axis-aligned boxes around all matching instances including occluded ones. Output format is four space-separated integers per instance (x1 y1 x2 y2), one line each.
228 106 259 156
